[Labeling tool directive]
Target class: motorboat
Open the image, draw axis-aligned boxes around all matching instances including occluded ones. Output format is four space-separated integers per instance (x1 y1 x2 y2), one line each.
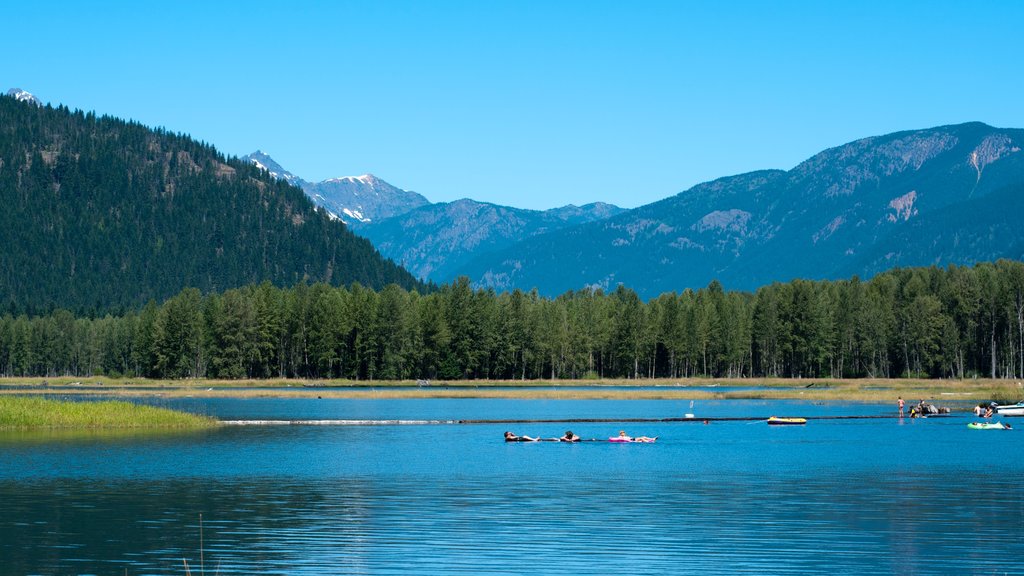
996 401 1024 416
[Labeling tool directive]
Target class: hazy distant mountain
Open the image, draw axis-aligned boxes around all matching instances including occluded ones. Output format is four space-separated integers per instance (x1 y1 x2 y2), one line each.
306 174 430 224
358 199 626 282
6 88 41 107
243 151 625 282
457 122 1024 297
242 152 429 225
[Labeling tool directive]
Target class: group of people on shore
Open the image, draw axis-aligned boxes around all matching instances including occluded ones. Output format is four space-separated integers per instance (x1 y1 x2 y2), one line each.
504 430 656 442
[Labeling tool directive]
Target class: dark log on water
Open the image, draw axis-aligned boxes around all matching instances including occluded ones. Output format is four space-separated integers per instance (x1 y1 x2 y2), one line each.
220 414 918 426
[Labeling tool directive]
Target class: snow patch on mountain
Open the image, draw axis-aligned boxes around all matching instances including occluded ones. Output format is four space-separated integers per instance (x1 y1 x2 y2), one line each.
326 174 375 185
343 208 369 223
243 151 302 184
6 88 41 107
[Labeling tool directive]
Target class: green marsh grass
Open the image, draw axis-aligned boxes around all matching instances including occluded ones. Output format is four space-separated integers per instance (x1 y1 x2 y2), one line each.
1 377 1021 406
0 396 220 429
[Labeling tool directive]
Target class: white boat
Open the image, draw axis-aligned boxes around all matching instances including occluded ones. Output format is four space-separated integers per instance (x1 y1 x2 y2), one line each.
996 401 1024 416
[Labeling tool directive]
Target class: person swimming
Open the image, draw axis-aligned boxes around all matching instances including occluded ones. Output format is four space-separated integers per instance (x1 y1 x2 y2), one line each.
559 430 580 442
504 431 540 442
617 430 656 442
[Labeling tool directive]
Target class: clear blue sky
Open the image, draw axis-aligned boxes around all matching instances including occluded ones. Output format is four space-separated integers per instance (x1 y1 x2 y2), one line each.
8 1 1024 209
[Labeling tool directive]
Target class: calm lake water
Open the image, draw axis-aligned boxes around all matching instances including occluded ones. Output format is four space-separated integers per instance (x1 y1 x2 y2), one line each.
1 398 1022 575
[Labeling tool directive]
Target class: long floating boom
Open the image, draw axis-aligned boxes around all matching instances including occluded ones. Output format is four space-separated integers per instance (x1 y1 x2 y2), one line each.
220 415 909 426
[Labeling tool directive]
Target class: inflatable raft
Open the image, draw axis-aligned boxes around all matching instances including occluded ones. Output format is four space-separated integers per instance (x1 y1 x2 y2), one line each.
767 416 807 426
967 422 1011 430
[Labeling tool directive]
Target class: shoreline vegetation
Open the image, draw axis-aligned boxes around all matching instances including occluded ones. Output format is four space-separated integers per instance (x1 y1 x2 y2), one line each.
3 263 1024 384
0 396 219 429
1 377 1021 405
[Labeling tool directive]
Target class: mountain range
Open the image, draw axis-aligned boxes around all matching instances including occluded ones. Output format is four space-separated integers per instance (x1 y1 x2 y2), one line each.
455 122 1024 296
9 85 1022 313
358 198 625 281
243 152 625 282
249 122 1024 297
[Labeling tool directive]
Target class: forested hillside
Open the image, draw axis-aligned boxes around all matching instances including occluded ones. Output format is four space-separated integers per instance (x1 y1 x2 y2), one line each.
2 261 1022 381
0 95 423 314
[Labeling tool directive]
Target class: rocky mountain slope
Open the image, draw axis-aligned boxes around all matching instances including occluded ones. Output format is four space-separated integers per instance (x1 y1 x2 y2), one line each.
244 152 624 283
358 199 625 282
456 122 1024 297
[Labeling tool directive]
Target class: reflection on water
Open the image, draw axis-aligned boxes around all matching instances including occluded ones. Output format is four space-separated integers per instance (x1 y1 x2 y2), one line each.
1 399 1023 575
3 473 1022 575
0 427 211 446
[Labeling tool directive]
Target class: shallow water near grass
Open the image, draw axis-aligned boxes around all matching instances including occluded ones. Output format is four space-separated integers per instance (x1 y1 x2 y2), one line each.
1 398 1021 575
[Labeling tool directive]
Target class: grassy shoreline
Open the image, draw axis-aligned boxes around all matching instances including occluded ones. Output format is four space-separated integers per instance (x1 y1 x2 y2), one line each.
0 396 220 429
0 376 1021 404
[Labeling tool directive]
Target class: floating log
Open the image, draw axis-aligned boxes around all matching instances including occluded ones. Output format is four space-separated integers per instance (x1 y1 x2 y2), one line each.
221 419 456 426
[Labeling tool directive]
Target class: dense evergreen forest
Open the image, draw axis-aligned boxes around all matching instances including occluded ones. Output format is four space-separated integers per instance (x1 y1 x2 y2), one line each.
0 95 423 315
2 261 1023 381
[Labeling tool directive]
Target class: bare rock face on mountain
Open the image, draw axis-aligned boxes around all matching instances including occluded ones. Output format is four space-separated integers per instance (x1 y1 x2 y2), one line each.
457 122 1024 297
358 199 626 282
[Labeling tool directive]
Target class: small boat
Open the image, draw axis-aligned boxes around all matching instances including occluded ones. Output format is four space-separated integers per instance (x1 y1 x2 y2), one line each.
767 416 806 426
608 436 657 443
967 422 1012 430
996 401 1024 416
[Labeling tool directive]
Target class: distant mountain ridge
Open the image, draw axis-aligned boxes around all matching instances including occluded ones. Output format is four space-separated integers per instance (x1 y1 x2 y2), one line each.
309 173 430 224
244 151 625 282
359 198 626 281
241 152 429 225
456 122 1024 297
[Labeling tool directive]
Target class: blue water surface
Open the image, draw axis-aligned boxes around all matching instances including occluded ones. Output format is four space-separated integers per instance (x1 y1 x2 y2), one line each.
0 398 1020 575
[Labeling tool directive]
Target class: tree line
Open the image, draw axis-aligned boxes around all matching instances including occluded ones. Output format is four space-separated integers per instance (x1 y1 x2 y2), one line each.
1 260 1023 381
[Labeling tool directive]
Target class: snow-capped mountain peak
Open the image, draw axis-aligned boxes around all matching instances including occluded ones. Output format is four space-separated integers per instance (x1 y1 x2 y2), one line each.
241 152 429 226
314 173 427 223
6 88 42 107
326 174 377 185
241 151 303 185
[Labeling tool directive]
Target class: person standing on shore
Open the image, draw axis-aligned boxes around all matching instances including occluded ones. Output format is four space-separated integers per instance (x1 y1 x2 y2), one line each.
897 397 905 417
